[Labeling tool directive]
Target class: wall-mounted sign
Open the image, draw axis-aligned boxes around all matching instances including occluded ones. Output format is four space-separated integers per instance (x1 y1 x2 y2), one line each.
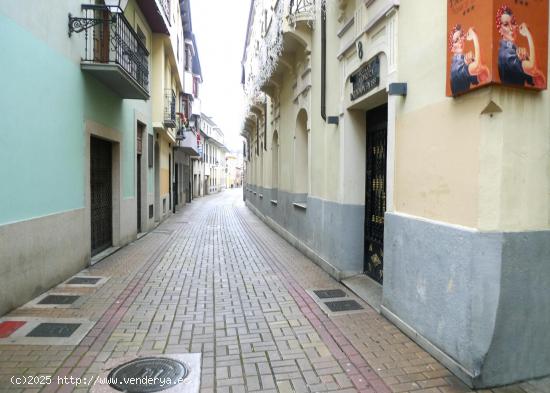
350 56 380 100
447 0 548 97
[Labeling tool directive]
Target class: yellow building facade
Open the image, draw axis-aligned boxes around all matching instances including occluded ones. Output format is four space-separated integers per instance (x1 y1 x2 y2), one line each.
148 0 186 221
242 0 550 388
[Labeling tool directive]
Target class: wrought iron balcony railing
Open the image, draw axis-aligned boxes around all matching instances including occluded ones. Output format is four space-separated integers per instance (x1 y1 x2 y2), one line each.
75 5 149 98
164 89 177 128
159 0 171 21
289 0 315 16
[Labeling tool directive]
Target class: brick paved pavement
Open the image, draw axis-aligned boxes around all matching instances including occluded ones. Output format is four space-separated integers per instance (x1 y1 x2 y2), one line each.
0 189 549 393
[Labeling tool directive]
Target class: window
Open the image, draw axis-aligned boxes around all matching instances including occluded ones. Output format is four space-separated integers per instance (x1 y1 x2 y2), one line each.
185 44 192 71
272 131 279 191
193 77 199 98
295 110 308 195
181 95 190 118
137 26 146 46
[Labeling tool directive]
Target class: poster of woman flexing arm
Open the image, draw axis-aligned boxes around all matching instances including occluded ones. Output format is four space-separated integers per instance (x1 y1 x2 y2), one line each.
447 0 547 97
449 25 491 95
495 2 547 89
447 0 493 96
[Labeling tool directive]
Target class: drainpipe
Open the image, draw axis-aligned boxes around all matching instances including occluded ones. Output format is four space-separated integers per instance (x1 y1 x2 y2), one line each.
321 0 327 122
172 144 176 214
264 96 267 150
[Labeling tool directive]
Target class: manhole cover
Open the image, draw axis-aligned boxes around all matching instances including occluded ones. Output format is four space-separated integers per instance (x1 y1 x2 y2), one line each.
26 323 81 338
38 295 79 305
67 277 101 285
108 357 188 392
325 300 364 312
313 289 347 299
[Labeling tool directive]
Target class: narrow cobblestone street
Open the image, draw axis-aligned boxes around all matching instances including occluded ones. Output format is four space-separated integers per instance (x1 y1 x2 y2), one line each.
0 189 548 393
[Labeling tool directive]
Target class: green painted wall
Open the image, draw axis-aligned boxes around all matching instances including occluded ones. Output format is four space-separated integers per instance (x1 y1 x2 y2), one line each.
0 12 152 226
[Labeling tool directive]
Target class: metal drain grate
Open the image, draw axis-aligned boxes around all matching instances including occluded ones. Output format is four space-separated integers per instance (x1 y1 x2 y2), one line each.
313 289 347 299
108 357 188 392
26 323 81 338
66 277 101 285
38 295 79 305
324 300 364 312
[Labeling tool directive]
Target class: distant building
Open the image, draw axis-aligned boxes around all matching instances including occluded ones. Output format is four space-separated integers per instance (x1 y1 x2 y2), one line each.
176 0 203 205
195 114 229 196
225 153 244 189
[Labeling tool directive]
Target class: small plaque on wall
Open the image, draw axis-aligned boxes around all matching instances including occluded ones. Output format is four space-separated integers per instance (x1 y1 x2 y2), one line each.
447 0 548 97
350 56 380 100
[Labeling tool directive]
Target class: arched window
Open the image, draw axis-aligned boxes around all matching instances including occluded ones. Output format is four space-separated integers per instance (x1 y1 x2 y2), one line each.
272 131 279 192
294 110 308 195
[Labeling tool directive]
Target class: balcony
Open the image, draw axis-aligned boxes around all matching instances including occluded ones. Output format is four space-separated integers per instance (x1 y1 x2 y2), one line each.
136 0 170 34
288 0 315 25
243 0 313 100
163 89 177 128
176 129 200 156
183 71 194 95
74 5 149 100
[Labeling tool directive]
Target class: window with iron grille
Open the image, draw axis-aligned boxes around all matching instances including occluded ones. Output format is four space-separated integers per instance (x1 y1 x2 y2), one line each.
164 89 176 127
185 44 192 71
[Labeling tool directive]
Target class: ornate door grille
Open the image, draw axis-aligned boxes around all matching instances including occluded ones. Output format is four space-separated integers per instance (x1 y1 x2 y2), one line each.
91 137 112 256
364 105 387 284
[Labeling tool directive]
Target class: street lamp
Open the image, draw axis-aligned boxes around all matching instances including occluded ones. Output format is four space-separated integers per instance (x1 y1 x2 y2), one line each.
68 0 128 37
104 0 128 13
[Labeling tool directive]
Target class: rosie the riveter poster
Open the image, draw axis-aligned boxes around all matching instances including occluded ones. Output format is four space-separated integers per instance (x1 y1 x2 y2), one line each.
447 0 548 97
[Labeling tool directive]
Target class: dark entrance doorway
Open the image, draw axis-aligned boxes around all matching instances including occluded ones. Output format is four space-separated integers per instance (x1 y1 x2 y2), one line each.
364 104 387 284
185 163 191 203
137 154 142 232
90 137 112 256
174 162 179 208
154 141 160 221
169 154 172 210
136 123 144 233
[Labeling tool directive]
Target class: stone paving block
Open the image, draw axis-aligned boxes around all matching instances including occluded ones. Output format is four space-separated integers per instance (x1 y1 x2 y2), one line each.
0 191 548 393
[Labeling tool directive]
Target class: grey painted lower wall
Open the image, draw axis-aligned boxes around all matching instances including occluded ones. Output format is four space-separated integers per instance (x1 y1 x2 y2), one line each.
0 209 89 316
383 212 550 388
245 185 365 278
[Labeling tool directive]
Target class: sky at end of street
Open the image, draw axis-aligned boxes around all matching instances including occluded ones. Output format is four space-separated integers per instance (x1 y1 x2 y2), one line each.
190 0 251 153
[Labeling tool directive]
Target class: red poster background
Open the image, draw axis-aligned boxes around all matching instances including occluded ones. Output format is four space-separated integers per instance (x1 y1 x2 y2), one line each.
446 0 548 97
492 0 548 90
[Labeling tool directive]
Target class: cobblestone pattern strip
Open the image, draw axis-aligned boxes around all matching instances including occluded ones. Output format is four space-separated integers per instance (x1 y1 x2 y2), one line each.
233 206 390 393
